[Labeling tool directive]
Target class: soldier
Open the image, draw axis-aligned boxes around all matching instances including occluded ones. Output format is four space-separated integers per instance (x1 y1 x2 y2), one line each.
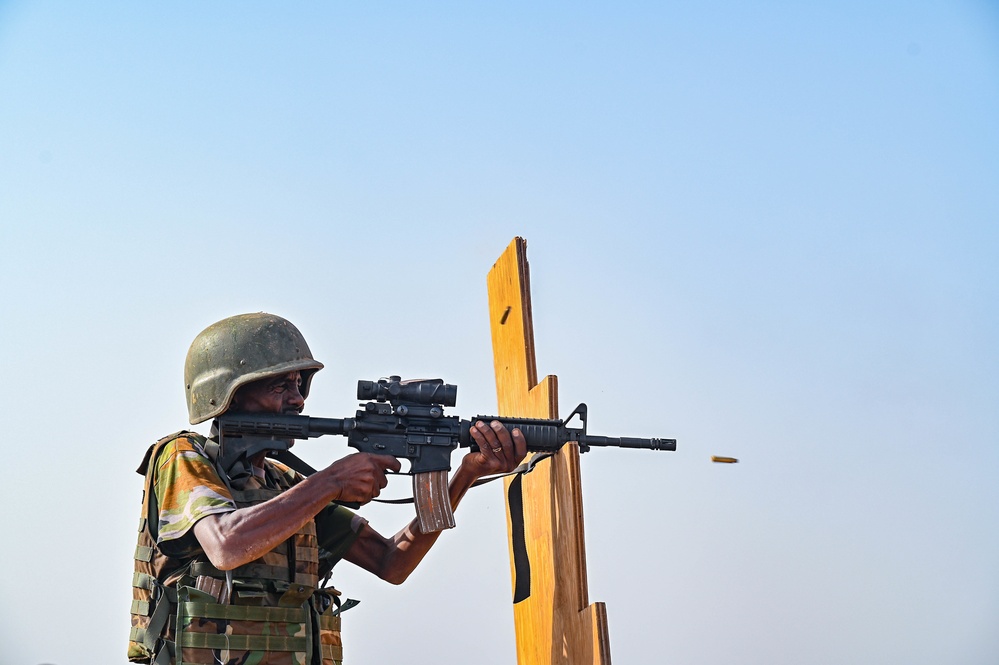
128 312 526 665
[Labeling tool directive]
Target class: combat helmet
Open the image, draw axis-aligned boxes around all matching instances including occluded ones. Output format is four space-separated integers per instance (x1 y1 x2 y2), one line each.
184 312 324 424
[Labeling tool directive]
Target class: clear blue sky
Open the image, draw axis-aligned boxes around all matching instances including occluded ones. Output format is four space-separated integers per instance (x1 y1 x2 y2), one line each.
1 2 997 664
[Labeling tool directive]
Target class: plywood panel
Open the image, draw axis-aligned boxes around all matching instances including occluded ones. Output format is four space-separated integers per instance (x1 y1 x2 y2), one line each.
487 237 611 665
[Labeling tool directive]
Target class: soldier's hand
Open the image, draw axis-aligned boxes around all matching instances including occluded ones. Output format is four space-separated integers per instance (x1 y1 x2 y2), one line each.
463 420 528 478
322 453 401 504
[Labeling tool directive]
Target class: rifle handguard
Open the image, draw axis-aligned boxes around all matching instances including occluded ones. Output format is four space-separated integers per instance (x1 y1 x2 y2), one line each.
413 470 455 533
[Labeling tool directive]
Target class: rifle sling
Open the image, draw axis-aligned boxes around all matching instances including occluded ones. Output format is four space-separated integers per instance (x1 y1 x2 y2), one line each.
271 449 318 476
508 472 532 603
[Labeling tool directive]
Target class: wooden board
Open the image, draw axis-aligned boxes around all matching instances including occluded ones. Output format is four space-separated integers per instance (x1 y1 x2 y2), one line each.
487 237 611 665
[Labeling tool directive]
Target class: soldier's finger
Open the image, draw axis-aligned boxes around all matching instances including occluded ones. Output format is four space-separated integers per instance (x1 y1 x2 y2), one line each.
490 421 512 460
511 427 527 459
372 454 402 473
490 420 512 443
473 420 499 449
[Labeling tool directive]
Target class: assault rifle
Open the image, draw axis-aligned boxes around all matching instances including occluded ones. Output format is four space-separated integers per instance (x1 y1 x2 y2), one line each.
216 376 676 533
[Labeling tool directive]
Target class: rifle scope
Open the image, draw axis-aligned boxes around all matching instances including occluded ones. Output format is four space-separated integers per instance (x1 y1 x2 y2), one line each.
357 376 457 407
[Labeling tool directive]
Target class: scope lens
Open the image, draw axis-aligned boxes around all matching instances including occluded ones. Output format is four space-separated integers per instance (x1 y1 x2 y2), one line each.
356 380 379 400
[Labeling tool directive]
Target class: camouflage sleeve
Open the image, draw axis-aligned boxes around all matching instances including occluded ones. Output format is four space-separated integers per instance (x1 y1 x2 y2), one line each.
153 436 235 549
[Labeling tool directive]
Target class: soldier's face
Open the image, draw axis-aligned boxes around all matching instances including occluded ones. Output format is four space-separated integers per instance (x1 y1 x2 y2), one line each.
231 371 305 414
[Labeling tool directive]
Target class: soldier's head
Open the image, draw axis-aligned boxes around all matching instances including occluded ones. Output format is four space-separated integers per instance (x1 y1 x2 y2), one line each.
184 313 324 424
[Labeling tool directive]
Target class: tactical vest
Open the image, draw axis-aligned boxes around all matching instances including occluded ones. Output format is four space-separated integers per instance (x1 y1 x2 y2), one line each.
128 432 344 665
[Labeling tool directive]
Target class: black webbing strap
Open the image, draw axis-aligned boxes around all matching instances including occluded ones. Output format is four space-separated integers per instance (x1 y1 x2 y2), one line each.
507 452 555 604
272 449 317 477
508 472 532 603
481 452 555 604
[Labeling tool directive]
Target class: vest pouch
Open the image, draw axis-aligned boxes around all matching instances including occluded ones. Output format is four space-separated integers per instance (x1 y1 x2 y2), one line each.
175 586 312 665
312 593 343 665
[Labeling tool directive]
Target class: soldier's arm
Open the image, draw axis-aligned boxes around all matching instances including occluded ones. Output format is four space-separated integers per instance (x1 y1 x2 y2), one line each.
343 421 526 584
193 453 400 570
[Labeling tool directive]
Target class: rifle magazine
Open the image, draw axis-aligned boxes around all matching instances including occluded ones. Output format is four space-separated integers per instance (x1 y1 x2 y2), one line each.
413 470 455 533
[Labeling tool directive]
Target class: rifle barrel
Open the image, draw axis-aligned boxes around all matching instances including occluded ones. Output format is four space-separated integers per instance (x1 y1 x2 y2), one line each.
579 435 676 451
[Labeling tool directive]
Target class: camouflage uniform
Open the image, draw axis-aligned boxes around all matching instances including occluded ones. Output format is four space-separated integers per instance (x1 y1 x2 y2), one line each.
129 313 358 664
128 431 361 665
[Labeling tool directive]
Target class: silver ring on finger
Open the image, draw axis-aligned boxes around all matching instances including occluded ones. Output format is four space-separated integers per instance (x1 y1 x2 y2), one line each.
491 446 502 453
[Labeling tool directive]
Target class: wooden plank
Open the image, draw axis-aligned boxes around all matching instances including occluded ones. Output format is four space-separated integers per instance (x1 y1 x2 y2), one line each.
487 237 611 665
